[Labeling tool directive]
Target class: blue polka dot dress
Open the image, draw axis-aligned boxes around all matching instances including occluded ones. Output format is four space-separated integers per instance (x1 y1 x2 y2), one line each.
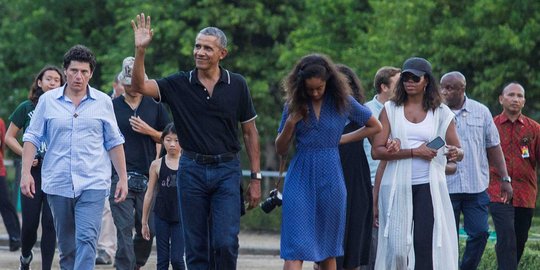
278 94 372 261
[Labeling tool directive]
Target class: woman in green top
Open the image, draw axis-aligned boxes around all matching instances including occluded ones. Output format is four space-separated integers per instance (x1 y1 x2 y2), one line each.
5 65 64 270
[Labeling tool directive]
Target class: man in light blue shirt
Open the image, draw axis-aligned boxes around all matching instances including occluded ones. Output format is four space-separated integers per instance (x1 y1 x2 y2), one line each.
440 71 512 270
364 66 401 185
363 66 400 270
21 45 129 270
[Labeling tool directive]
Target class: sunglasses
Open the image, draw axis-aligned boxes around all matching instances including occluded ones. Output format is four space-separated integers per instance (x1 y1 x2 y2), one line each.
401 73 422 83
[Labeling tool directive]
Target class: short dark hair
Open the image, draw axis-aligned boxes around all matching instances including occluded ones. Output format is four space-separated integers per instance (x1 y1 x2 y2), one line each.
373 66 401 94
63 45 96 72
199 27 228 48
500 81 523 96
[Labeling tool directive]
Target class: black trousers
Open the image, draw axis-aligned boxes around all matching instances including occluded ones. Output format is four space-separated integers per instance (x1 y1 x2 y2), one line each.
0 175 20 241
20 165 56 270
412 183 434 270
489 202 534 270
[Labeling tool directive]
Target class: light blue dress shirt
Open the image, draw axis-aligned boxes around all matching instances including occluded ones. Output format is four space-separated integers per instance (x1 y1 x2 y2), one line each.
23 85 124 198
363 95 384 186
446 97 500 194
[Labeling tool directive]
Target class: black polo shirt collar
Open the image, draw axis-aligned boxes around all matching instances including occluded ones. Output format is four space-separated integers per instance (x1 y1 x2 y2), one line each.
188 66 231 86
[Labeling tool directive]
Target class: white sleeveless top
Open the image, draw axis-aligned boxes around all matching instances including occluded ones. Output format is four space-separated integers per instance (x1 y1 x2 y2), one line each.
405 110 434 185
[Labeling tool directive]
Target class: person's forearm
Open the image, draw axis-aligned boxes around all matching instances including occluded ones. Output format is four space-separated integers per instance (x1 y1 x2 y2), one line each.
373 146 415 161
275 120 296 155
131 47 147 95
487 145 509 177
141 191 153 225
150 131 161 143
21 142 37 175
243 125 261 174
109 145 128 181
5 137 22 156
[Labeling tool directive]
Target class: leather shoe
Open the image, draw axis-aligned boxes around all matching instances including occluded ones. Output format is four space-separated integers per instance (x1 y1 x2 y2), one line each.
95 249 112 265
9 238 21 252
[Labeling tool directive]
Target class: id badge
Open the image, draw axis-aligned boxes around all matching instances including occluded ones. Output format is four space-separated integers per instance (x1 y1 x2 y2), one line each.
521 145 530 158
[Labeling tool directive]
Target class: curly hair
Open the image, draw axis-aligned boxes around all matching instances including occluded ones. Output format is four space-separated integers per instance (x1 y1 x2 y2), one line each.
28 65 65 106
283 54 351 117
391 72 442 111
63 44 96 72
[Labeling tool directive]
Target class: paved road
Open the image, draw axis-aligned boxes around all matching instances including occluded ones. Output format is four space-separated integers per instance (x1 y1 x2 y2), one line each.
0 230 315 269
0 246 315 270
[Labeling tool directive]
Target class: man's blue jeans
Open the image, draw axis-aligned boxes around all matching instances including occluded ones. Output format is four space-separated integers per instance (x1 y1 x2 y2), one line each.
450 191 490 270
177 155 241 270
48 189 107 270
154 215 185 270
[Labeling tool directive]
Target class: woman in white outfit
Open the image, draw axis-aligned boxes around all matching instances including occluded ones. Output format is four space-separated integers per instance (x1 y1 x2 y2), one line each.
372 57 463 270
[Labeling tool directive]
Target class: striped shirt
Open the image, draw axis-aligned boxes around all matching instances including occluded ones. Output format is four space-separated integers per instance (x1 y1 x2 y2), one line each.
23 85 124 198
446 97 500 194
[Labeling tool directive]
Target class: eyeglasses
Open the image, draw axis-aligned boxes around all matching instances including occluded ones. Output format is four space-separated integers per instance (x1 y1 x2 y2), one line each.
401 73 422 83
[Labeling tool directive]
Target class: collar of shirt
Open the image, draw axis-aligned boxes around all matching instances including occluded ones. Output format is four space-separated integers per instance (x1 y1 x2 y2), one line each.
188 66 231 86
498 112 524 125
54 84 96 102
373 95 383 107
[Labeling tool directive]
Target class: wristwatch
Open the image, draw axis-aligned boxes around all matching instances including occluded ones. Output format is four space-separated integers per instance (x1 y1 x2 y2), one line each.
250 172 262 180
501 176 512 183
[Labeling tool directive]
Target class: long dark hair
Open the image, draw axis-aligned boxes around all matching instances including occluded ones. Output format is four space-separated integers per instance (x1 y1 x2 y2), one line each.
336 64 365 103
391 72 442 111
29 65 65 106
283 54 350 116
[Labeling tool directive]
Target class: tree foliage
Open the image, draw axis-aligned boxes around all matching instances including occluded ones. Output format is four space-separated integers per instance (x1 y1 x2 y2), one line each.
1 0 539 167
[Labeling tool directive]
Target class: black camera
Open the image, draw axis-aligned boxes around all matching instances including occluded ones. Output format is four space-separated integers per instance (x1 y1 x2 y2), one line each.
260 189 283 213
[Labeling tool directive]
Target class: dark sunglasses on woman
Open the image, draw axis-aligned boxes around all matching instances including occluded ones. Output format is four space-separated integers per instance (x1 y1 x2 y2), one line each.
401 72 422 83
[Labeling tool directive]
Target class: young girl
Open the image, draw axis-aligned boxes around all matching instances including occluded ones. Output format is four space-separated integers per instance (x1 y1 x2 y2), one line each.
275 54 382 270
141 123 185 270
5 65 64 270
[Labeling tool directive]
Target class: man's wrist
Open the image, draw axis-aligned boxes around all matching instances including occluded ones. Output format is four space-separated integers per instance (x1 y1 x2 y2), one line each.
250 172 262 180
501 176 512 183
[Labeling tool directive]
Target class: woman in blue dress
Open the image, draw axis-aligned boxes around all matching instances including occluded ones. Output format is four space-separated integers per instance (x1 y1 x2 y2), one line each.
275 54 382 270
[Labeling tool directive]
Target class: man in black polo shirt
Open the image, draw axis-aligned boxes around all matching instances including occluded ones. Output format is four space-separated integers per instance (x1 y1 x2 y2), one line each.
110 56 170 270
129 14 261 270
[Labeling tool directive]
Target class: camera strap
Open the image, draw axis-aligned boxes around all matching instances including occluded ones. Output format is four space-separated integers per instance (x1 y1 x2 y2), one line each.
275 155 288 189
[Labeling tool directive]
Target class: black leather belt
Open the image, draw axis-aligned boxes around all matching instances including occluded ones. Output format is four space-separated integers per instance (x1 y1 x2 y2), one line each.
182 150 237 165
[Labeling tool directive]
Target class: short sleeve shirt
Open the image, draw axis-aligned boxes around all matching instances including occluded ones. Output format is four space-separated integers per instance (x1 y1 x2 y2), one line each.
9 100 35 131
446 97 500 194
156 68 257 155
488 114 540 208
9 100 47 154
113 96 170 175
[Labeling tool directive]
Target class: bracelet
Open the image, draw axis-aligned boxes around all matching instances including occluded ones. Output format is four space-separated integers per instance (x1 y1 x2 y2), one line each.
410 148 414 158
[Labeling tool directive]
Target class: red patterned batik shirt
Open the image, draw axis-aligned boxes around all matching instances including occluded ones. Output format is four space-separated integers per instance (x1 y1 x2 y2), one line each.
488 113 540 208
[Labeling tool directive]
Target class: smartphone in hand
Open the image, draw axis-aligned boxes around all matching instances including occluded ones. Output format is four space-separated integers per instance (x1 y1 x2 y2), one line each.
426 136 445 150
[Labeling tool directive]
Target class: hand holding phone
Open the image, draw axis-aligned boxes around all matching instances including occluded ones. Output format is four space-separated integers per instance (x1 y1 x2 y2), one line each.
426 136 445 150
